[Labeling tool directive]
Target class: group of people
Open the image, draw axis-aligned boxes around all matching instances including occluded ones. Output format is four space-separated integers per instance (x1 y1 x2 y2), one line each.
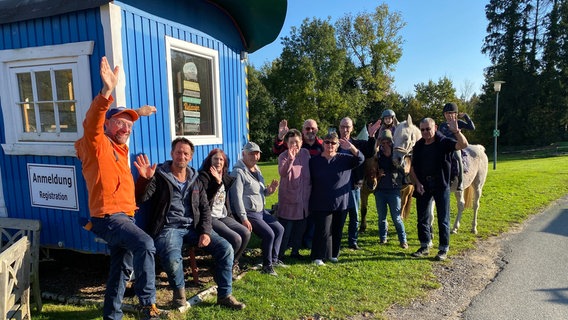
76 57 474 320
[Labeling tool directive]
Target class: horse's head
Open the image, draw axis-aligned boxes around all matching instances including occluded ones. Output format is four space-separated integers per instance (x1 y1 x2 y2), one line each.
393 114 420 166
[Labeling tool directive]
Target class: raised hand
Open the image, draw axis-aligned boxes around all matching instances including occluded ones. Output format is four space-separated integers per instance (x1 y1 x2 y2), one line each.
368 119 382 138
447 117 460 133
99 56 119 99
288 144 299 159
338 137 352 150
266 179 279 195
133 154 157 179
136 105 157 117
277 119 289 140
209 166 222 184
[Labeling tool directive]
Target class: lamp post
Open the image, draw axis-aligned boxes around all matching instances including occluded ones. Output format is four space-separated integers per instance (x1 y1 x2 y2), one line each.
493 81 505 170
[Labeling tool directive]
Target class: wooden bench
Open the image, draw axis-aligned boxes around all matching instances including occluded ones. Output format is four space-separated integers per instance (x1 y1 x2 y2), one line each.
0 218 42 312
0 236 31 320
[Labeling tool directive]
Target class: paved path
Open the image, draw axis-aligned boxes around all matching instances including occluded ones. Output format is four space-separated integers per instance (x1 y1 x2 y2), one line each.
463 195 568 320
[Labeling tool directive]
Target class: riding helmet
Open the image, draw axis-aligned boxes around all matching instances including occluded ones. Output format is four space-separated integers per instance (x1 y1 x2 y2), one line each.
381 109 396 119
443 102 458 113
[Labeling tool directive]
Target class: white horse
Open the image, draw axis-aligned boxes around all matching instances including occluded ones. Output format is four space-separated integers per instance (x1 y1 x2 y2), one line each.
392 116 488 234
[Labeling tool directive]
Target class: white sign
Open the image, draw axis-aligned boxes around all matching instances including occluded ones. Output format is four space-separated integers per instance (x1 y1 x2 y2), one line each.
27 164 79 211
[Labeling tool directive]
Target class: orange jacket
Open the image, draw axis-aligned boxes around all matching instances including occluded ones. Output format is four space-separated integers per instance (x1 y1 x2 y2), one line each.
75 94 137 218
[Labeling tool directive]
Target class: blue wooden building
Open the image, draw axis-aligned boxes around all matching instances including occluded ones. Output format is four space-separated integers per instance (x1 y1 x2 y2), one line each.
0 0 286 253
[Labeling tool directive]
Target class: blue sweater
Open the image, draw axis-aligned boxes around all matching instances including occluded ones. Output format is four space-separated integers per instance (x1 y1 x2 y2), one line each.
309 151 365 212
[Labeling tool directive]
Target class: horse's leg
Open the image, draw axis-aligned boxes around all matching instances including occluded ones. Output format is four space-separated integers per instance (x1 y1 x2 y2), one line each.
359 186 370 233
428 201 434 247
471 186 482 234
451 190 465 234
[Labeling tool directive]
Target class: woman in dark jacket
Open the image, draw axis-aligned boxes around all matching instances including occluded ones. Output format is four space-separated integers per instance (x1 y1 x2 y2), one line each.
199 148 251 270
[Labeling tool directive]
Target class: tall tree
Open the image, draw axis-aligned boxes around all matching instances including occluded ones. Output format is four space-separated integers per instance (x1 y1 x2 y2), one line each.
335 4 405 120
265 18 352 131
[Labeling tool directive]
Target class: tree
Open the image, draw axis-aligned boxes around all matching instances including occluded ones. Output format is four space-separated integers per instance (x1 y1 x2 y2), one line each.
413 77 459 124
335 4 405 119
265 18 352 131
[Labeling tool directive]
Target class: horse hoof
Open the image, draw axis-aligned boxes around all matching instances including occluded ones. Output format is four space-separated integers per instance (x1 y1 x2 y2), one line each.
451 229 458 234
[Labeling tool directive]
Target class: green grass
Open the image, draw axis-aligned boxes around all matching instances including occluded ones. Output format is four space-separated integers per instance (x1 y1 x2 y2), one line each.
33 153 568 320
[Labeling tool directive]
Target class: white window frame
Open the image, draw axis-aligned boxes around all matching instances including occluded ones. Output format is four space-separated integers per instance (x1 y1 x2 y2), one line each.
165 36 223 146
0 41 94 156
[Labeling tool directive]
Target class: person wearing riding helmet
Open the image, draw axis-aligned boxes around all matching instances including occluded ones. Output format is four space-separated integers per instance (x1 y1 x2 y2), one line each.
438 102 475 191
376 109 400 140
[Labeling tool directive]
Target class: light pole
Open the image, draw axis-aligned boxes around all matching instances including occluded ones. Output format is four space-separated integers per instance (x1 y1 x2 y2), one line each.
493 81 505 170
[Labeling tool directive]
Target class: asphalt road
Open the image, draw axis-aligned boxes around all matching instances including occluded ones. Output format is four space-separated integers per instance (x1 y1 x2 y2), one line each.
463 195 568 320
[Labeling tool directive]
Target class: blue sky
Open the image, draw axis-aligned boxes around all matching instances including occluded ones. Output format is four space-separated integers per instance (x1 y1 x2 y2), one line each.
248 0 491 98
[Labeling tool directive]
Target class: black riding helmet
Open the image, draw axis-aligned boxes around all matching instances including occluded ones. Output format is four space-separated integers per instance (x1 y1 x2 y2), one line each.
443 102 458 113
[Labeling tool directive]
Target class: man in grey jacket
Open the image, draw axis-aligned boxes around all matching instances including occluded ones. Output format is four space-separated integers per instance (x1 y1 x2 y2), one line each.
229 141 285 276
135 137 245 310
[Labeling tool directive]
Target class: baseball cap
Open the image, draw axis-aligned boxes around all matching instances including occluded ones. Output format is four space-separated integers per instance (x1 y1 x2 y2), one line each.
243 141 262 153
105 106 139 121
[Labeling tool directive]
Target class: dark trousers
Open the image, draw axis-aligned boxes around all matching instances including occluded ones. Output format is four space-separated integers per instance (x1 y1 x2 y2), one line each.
278 217 307 257
212 217 251 263
310 210 348 260
415 187 451 251
247 210 284 266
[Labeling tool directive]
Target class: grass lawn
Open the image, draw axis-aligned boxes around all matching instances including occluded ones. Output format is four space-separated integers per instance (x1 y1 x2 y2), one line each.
33 152 568 320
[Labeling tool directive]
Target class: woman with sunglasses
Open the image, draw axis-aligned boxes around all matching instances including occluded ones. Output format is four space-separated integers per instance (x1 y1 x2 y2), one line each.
308 132 364 266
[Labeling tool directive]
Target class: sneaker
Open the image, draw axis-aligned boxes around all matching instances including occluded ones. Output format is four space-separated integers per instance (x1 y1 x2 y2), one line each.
435 250 448 261
329 257 339 263
217 294 246 310
261 265 278 276
273 259 289 268
313 259 325 266
400 242 409 249
411 247 430 258
379 239 388 245
139 303 166 320
348 243 360 250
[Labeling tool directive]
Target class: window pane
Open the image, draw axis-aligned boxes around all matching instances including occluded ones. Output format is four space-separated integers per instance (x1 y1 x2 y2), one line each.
38 103 55 132
17 73 34 102
55 69 74 100
35 71 53 101
58 102 77 132
20 103 37 133
170 50 214 136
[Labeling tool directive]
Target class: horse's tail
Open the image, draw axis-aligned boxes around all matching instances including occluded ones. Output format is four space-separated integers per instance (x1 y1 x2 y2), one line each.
464 185 474 209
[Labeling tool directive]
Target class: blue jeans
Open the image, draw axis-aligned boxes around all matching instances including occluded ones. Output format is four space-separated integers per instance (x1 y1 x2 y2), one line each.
416 187 451 251
375 188 407 244
154 228 234 298
346 188 360 246
247 210 284 266
90 213 156 320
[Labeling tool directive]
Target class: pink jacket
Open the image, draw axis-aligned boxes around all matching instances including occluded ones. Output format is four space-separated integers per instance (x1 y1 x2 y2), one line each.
277 148 311 220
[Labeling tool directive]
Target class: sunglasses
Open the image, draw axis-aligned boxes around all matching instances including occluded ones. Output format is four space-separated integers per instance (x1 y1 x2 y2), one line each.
420 127 431 132
304 127 316 131
324 141 338 145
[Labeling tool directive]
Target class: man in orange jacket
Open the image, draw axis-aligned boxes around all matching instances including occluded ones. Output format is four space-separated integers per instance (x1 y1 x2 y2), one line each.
75 56 161 320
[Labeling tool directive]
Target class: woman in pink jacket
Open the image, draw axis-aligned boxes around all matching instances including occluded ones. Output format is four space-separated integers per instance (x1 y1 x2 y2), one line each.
277 129 312 260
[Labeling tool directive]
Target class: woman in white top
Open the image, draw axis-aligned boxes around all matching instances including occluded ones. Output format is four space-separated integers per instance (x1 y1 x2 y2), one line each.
199 149 251 270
